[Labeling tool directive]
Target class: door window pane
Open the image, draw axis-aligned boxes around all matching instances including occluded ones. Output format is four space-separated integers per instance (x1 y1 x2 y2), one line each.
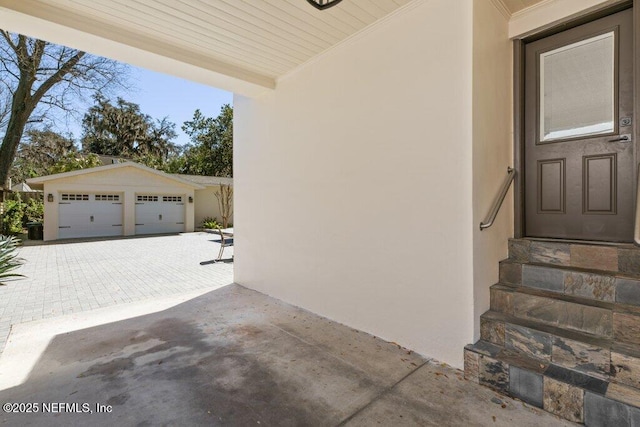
540 31 615 142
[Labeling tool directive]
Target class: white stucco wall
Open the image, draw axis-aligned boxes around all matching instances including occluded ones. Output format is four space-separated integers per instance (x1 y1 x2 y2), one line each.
39 167 196 240
471 0 513 340
235 0 475 368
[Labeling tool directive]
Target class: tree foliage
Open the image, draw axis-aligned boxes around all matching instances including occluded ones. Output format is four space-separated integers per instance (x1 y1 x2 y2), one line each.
49 152 102 174
178 104 233 177
10 128 76 183
81 95 179 168
0 31 127 188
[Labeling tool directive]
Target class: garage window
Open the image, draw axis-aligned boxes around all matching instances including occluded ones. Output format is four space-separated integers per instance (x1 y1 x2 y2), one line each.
137 195 159 202
61 194 89 201
95 194 120 201
162 196 182 202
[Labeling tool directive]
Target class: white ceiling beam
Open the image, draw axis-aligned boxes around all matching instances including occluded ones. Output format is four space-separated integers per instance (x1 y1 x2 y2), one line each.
0 2 275 97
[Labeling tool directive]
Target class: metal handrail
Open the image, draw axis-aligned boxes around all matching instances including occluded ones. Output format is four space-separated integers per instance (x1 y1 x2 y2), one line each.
480 167 515 231
634 166 640 245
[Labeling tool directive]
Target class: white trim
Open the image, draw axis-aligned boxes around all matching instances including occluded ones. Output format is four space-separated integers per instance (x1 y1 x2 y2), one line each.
511 0 558 19
509 0 626 39
27 162 205 189
489 0 512 20
277 0 425 84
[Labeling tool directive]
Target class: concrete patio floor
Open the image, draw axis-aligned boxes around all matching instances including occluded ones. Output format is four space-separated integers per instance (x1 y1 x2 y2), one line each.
0 285 574 426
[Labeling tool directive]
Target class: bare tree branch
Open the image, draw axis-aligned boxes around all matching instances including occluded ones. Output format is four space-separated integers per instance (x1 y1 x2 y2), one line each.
0 31 130 188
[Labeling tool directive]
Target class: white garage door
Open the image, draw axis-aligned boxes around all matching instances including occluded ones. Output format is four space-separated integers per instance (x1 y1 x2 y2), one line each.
135 195 185 235
58 193 123 239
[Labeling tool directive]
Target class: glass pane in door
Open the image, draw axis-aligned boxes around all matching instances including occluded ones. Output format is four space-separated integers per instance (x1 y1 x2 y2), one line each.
540 31 615 142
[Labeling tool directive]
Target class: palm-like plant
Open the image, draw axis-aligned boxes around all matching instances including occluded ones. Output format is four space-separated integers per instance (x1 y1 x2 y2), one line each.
0 235 24 284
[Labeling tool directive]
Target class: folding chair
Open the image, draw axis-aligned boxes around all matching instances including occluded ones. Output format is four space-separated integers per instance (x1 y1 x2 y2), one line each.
216 225 233 261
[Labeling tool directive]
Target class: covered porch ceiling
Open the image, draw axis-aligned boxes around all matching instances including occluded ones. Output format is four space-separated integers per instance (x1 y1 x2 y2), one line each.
0 0 547 97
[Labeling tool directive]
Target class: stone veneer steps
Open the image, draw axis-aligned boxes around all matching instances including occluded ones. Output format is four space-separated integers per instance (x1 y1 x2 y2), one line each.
465 239 640 426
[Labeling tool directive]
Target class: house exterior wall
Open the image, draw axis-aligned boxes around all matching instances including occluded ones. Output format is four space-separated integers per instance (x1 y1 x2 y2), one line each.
235 0 475 368
194 186 234 228
41 168 196 240
471 1 513 341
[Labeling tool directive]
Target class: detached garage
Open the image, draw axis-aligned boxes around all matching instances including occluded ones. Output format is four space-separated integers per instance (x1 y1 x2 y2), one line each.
27 162 204 241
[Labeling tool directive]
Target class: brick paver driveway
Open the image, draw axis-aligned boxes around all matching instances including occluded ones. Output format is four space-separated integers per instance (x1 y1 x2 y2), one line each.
0 232 233 352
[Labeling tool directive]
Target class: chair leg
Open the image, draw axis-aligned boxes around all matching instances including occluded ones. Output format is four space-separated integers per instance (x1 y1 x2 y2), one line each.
217 245 224 261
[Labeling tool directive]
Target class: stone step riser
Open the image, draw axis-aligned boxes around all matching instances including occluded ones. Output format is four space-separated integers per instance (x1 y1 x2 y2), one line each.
465 345 640 425
508 239 640 275
612 351 640 391
480 316 613 379
490 287 640 346
469 239 640 424
499 260 640 307
481 314 640 390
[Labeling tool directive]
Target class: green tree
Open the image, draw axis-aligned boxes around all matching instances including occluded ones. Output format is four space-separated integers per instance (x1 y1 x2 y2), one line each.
10 128 76 183
81 95 179 168
49 152 101 174
180 105 233 177
0 31 127 188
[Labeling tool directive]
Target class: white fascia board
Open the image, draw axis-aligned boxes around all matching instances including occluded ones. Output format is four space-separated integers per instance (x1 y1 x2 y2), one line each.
0 4 274 98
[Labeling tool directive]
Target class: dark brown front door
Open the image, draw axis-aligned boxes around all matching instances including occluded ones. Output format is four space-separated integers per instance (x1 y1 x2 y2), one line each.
524 8 634 242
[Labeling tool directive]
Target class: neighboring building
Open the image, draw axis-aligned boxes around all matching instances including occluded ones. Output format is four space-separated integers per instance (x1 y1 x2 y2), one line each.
10 182 43 201
27 163 232 241
10 182 37 193
95 154 130 166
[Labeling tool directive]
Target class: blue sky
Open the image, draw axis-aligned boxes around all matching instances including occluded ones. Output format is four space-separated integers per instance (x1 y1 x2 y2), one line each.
128 67 233 146
64 65 233 147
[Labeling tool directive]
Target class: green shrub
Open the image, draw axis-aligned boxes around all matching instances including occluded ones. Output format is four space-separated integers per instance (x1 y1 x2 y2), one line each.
202 217 220 229
24 198 44 224
2 197 26 235
1 195 43 235
0 235 24 285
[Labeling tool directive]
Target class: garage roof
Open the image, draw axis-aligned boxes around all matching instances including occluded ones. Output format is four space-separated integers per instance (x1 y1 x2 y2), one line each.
27 162 205 190
172 174 233 187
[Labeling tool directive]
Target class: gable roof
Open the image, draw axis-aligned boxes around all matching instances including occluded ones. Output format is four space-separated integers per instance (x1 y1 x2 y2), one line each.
26 162 205 190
